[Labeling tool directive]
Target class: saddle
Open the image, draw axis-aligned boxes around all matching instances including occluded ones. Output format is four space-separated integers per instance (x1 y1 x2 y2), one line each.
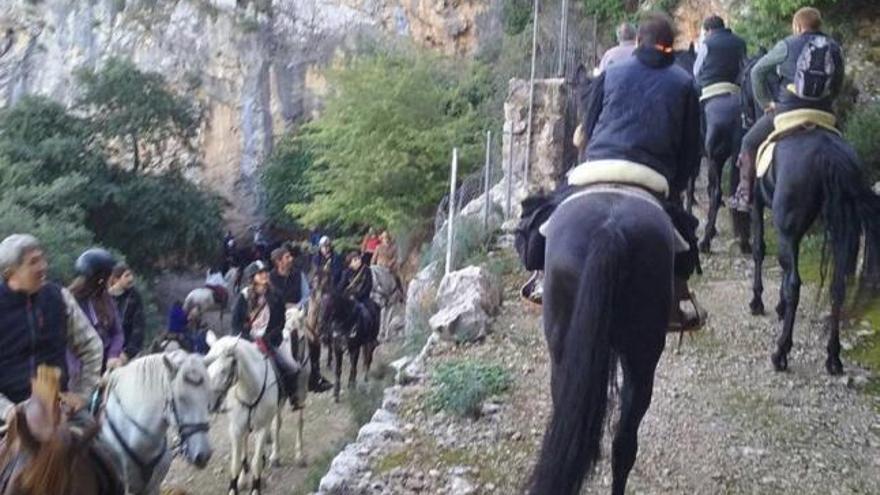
205 285 229 308
756 109 839 178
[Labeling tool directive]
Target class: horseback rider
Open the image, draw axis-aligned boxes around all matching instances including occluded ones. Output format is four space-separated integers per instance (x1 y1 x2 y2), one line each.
231 260 302 410
312 236 343 289
693 15 747 141
338 251 380 340
693 15 747 90
598 22 637 73
577 12 704 329
109 262 145 361
729 7 844 211
0 234 104 426
67 248 126 383
270 246 330 399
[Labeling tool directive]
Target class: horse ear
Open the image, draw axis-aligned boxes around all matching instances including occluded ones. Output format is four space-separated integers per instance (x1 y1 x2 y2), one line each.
205 330 218 348
163 351 185 377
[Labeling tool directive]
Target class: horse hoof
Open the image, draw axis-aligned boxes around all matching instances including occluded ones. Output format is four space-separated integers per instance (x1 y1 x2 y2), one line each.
739 242 752 255
271 457 282 468
771 352 788 372
698 240 711 254
825 358 844 376
750 300 765 316
297 457 308 468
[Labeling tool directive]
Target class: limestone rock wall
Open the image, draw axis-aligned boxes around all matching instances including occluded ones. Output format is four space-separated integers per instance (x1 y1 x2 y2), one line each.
0 0 500 230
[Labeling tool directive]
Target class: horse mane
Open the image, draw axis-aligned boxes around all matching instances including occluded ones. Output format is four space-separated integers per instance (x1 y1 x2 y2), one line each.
4 366 74 495
106 354 172 407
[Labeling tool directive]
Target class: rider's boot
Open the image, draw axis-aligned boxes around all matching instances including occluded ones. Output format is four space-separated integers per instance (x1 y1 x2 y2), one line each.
668 277 707 332
729 152 755 213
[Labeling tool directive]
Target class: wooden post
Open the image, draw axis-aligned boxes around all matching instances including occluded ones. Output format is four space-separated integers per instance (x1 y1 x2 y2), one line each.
483 130 492 233
445 148 458 276
524 0 540 189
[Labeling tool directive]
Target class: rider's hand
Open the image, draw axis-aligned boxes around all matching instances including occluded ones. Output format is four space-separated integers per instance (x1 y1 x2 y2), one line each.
59 393 86 414
106 357 124 370
764 102 776 113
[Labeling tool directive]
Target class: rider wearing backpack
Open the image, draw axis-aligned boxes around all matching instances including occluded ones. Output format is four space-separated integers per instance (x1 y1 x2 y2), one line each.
730 7 844 211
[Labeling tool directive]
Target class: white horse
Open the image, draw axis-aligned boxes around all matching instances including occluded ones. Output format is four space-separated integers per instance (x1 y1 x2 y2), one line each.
205 307 309 495
99 351 214 495
370 264 405 341
184 267 239 329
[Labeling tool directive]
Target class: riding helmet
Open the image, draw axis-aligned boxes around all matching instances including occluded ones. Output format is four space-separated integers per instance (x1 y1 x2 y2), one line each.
75 248 117 281
244 260 269 283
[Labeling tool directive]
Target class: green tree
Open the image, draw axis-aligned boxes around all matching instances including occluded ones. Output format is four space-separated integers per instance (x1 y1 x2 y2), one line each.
76 57 198 172
734 0 840 50
286 49 485 232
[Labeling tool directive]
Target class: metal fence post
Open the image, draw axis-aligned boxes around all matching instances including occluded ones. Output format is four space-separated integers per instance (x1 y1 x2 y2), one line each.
445 148 458 276
506 129 514 220
483 130 492 233
524 0 540 190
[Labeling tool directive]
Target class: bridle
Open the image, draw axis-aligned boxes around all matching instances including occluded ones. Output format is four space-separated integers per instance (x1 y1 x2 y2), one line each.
210 348 274 432
103 380 210 486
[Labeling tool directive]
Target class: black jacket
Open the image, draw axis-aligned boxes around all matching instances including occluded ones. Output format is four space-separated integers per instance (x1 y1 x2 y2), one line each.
583 47 702 197
231 287 286 348
270 269 303 306
0 282 69 403
697 28 747 88
338 266 373 304
112 287 145 358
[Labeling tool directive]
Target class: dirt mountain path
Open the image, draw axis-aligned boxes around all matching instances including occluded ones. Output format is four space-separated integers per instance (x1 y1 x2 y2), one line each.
363 195 880 494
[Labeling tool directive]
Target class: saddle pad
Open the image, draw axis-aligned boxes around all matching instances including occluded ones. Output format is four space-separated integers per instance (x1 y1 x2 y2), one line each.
700 82 740 102
756 109 840 178
540 184 690 253
567 160 669 198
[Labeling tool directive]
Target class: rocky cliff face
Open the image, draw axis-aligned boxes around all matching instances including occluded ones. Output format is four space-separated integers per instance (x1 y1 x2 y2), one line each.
0 0 498 230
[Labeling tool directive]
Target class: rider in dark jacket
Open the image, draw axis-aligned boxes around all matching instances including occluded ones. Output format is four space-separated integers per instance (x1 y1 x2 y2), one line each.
0 234 103 424
109 262 146 360
580 12 703 330
693 16 747 89
338 251 379 343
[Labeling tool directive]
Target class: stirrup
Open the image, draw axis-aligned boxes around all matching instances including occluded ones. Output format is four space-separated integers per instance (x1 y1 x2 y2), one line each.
668 291 707 333
520 272 543 307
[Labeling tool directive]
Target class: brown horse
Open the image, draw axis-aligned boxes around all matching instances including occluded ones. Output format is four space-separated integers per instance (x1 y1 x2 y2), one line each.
0 366 123 495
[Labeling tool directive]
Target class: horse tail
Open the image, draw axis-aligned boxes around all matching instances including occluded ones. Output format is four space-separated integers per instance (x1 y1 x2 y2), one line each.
818 134 880 302
529 226 623 495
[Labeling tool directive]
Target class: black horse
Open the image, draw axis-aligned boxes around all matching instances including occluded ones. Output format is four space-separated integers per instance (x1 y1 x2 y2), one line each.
326 292 380 402
697 89 744 254
529 189 673 495
749 127 880 375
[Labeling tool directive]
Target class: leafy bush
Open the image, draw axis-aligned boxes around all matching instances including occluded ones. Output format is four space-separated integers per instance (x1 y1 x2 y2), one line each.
845 102 880 182
502 0 533 35
421 215 491 274
285 46 488 232
735 0 839 50
428 360 511 417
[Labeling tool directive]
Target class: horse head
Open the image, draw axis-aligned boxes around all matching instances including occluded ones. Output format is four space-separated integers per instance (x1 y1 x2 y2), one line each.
203 335 242 413
162 351 213 468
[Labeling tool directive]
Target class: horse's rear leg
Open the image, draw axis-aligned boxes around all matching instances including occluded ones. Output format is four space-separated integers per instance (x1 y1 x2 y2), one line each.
363 341 377 381
750 195 766 315
333 344 344 403
699 158 723 253
826 267 846 375
612 355 659 495
771 233 801 372
348 342 360 389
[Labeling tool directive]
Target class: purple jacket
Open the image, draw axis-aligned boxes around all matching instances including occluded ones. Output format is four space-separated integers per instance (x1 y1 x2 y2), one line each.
67 296 124 383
